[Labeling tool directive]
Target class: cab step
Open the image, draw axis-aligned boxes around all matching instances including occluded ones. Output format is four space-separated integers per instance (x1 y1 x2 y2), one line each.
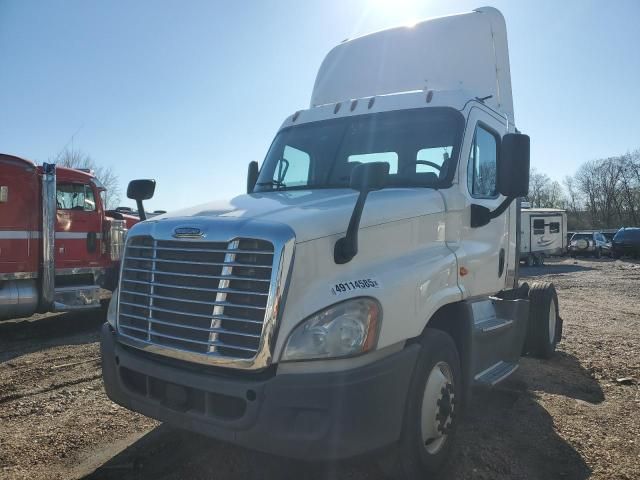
475 316 513 333
474 361 519 386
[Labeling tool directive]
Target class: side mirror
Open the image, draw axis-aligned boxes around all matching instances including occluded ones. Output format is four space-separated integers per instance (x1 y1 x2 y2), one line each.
127 179 156 221
498 133 530 198
334 162 389 264
247 161 259 194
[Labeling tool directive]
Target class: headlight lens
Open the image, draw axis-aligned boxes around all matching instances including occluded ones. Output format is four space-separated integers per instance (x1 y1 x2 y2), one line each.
281 297 381 361
106 288 118 328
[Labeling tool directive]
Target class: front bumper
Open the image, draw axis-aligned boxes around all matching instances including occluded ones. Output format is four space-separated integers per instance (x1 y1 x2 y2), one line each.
101 324 419 460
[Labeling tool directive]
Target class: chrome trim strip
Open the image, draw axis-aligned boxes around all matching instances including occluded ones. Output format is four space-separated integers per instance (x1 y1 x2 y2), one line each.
131 245 273 255
121 278 268 296
116 218 296 370
0 231 103 240
119 312 262 338
120 297 266 311
0 231 36 239
123 267 270 282
56 232 103 240
119 324 259 352
125 256 272 268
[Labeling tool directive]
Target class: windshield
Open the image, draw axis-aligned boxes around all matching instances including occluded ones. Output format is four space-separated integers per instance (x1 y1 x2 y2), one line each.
254 107 463 192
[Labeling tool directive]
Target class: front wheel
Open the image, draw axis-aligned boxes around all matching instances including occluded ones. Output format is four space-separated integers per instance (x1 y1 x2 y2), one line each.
594 248 602 259
383 330 461 479
526 255 535 267
524 282 561 359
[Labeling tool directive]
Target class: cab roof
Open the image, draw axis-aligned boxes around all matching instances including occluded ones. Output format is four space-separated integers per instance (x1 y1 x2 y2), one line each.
0 153 96 183
311 7 514 126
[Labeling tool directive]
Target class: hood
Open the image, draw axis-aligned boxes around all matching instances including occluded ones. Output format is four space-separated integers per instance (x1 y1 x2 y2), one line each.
153 188 445 243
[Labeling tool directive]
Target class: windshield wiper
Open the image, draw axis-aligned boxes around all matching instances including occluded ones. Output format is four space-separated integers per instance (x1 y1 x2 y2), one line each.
256 180 287 189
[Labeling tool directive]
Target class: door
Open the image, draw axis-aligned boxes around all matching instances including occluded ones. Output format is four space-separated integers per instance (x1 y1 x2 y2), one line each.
458 107 510 297
55 182 102 270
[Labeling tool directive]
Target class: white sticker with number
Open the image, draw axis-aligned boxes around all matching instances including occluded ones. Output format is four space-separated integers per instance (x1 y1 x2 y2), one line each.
331 278 381 296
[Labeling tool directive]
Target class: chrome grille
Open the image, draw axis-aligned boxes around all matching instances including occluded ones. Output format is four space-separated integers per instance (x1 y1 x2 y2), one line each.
118 236 274 360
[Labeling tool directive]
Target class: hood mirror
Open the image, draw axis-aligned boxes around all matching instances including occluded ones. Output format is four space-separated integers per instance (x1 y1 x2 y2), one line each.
127 179 156 220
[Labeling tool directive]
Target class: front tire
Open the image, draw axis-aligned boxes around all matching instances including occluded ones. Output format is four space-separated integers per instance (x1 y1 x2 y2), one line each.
594 248 602 259
525 282 561 359
526 255 535 267
384 330 461 479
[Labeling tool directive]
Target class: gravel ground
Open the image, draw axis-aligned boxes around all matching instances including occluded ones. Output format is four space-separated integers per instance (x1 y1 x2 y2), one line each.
0 258 638 480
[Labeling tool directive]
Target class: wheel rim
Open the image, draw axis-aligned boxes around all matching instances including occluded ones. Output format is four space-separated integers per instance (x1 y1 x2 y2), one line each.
420 361 455 455
548 298 557 345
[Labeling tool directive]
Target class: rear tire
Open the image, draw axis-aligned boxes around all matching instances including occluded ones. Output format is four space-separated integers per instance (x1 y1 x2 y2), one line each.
524 282 561 359
381 330 461 480
594 248 601 259
526 255 535 267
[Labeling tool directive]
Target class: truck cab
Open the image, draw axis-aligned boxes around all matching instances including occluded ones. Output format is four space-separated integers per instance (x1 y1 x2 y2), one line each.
0 154 131 319
101 8 561 478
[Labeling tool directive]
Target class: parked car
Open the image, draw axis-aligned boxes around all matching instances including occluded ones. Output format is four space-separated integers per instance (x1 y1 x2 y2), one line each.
568 232 611 258
612 227 640 259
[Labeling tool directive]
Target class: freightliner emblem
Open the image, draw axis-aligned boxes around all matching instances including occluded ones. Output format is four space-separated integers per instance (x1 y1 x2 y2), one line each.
173 226 204 238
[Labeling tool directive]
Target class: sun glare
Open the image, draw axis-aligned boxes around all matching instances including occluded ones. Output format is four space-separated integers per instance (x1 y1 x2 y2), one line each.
368 0 422 26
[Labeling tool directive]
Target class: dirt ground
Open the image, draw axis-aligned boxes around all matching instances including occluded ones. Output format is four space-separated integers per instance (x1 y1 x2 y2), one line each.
1 258 638 480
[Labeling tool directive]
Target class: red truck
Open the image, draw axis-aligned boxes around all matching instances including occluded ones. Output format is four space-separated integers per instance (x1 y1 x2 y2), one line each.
0 153 138 320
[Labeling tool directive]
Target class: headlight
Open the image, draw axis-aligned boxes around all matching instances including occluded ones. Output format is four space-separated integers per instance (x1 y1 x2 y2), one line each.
106 288 118 328
281 297 381 362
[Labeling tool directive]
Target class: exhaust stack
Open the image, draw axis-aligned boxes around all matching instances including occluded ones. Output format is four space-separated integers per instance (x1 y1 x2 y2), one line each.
41 163 56 310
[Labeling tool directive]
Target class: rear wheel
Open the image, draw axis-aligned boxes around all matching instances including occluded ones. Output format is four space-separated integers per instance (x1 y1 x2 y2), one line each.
524 282 561 359
526 255 535 267
594 248 601 259
382 330 460 479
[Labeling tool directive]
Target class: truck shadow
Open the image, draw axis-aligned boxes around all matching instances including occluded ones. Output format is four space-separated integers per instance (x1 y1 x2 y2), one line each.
0 310 104 363
520 262 594 277
518 352 604 404
0 309 105 341
85 355 593 480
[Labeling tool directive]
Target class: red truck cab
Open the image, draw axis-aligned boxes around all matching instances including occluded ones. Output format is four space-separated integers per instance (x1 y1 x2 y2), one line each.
0 153 135 319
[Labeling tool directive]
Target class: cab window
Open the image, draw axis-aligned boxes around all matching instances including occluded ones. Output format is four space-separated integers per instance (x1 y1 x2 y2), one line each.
271 146 311 187
56 183 96 211
467 125 498 198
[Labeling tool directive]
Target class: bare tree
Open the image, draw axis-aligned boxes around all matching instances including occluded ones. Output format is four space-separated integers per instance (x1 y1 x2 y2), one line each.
526 168 566 208
572 152 640 229
54 148 121 209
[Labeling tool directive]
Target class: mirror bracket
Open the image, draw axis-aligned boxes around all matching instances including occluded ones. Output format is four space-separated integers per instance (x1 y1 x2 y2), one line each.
471 197 515 228
334 162 389 264
334 191 368 264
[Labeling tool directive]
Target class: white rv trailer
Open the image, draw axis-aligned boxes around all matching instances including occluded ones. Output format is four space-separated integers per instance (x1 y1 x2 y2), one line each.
103 8 563 478
520 207 568 266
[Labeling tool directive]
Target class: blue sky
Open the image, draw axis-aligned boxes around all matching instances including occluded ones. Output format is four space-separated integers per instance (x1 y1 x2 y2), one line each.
1 0 639 211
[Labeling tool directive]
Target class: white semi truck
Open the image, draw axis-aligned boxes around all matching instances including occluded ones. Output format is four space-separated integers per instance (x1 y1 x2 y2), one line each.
102 7 562 478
